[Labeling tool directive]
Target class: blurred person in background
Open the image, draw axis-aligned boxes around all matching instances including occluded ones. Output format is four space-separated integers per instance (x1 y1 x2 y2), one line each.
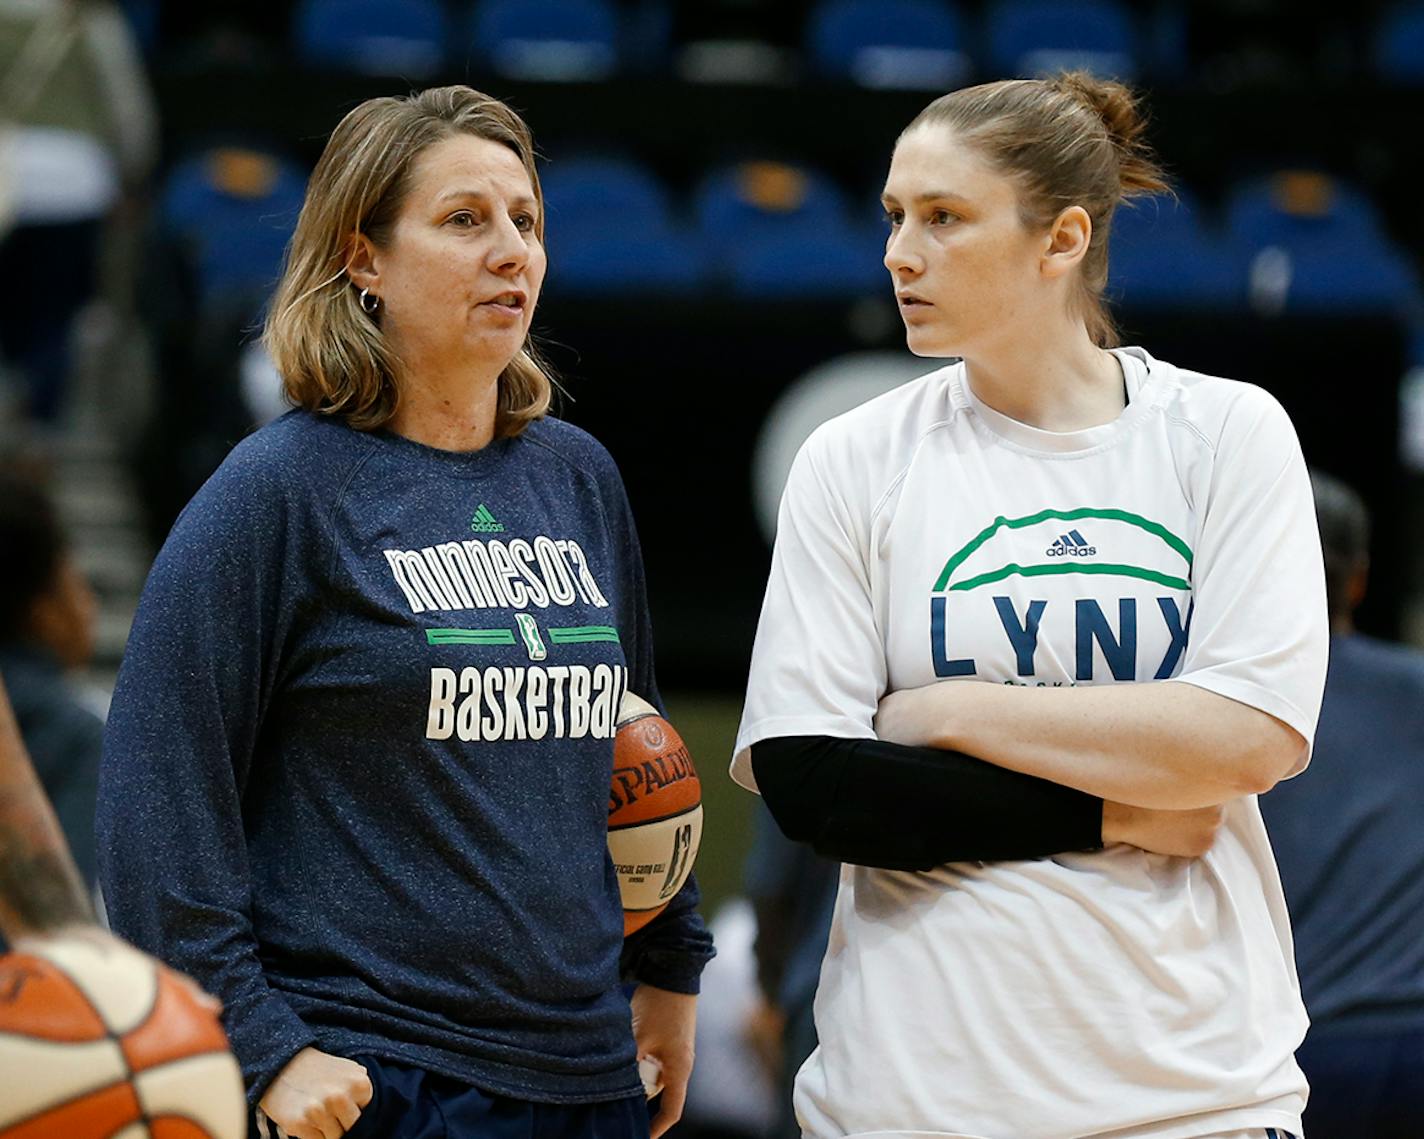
743 805 835 1139
0 464 101 896
0 672 94 950
1259 471 1424 1139
677 894 777 1139
0 0 157 426
1 672 235 1134
97 85 712 1139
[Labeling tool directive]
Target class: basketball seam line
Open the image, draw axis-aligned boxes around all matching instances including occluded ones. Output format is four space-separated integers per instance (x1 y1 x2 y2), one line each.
606 803 702 832
0 1044 232 1133
109 984 152 1136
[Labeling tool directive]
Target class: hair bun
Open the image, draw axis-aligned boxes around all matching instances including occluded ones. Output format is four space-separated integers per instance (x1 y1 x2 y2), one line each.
1049 71 1168 197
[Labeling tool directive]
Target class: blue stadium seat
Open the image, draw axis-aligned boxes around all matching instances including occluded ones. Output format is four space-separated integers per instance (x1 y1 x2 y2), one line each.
1224 174 1418 315
694 161 851 251
727 229 887 298
1272 242 1421 315
541 156 675 235
1110 239 1249 311
985 0 1137 79
1108 190 1249 310
1376 4 1424 84
471 0 619 81
293 0 448 77
807 0 971 90
158 149 308 303
540 156 704 295
1225 172 1386 251
551 231 708 295
1110 189 1207 246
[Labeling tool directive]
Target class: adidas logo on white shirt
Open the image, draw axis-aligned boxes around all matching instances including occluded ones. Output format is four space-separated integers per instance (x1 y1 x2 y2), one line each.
1045 529 1097 557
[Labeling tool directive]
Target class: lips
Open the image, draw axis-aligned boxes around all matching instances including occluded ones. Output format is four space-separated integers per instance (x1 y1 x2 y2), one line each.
897 293 930 306
480 290 526 311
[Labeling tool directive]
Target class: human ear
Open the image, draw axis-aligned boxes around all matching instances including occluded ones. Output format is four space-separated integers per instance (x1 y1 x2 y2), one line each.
344 232 381 292
1041 206 1092 280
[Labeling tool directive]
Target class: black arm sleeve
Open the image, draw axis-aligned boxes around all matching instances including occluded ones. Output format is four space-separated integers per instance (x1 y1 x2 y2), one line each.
750 735 1104 871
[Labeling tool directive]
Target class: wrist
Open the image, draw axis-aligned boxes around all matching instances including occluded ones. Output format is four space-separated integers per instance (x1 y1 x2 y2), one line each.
877 687 942 748
1099 800 1131 846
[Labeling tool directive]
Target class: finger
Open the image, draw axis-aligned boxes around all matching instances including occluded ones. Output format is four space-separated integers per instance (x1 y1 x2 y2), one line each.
272 1113 337 1139
649 1074 688 1139
351 1066 374 1110
333 1095 363 1132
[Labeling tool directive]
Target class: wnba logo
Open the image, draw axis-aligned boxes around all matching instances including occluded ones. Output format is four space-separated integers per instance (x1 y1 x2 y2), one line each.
658 824 694 899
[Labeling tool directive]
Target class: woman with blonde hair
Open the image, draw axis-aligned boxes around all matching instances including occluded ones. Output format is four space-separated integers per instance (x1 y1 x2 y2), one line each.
98 86 712 1139
736 73 1323 1139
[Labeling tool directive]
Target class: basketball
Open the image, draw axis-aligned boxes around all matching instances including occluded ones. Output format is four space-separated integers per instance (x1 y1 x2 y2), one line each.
0 934 245 1139
609 693 704 935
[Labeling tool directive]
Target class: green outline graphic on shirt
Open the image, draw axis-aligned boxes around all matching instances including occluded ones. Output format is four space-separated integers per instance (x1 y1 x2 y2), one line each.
932 508 1193 594
426 628 517 645
548 625 620 644
424 624 621 652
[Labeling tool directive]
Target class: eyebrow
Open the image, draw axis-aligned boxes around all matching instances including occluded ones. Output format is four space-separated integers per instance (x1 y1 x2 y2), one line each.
880 190 971 206
435 188 538 208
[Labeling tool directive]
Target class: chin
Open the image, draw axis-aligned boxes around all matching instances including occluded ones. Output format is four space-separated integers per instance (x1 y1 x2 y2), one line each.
904 327 960 359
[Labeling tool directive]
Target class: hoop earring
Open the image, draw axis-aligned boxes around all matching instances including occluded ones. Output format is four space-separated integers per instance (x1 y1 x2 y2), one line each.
359 288 380 315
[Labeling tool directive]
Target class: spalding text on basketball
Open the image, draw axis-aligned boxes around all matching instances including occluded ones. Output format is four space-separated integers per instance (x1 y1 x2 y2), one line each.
608 744 696 814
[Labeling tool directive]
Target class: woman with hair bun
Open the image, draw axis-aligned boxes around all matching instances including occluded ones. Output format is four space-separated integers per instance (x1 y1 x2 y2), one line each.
735 74 1323 1139
98 86 712 1139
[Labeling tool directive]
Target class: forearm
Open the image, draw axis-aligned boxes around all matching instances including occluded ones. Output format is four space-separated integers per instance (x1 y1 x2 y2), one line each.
878 679 1306 810
621 872 715 995
751 735 1103 871
0 684 93 940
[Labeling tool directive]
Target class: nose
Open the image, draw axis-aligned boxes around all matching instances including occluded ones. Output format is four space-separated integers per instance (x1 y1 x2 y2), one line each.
883 224 923 277
487 214 530 275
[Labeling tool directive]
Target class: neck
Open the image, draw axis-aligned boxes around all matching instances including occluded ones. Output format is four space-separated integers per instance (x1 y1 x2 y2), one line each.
387 353 503 452
962 312 1125 432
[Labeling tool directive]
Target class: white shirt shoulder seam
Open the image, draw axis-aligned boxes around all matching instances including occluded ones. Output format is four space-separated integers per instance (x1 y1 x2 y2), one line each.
1161 411 1217 453
867 415 959 527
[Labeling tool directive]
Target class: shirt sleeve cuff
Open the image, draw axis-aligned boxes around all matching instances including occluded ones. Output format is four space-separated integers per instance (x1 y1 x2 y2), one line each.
222 989 319 1106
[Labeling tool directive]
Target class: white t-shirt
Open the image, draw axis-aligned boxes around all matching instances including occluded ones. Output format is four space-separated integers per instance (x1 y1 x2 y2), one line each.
732 347 1328 1139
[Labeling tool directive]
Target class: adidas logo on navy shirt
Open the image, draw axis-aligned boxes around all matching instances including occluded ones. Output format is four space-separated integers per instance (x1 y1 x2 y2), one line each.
1045 529 1096 557
470 504 505 533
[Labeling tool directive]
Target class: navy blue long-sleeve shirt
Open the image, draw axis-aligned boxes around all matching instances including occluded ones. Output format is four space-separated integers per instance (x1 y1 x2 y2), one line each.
97 411 713 1106
1260 632 1424 1036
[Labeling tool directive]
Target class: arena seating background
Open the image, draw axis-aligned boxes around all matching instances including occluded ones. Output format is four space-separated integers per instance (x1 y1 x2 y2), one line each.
13 0 1424 913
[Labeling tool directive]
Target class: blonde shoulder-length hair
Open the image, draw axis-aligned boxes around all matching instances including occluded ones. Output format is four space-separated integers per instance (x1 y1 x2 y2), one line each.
264 85 552 434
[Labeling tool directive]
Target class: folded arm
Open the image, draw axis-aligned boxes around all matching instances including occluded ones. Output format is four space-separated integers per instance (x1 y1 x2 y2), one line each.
750 733 1224 869
876 679 1306 810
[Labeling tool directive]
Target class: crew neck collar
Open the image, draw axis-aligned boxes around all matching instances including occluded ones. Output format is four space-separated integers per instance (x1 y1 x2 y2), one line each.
952 347 1161 456
367 423 520 473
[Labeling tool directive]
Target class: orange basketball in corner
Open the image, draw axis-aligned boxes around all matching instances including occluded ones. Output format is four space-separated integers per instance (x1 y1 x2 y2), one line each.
0 934 245 1139
609 692 704 936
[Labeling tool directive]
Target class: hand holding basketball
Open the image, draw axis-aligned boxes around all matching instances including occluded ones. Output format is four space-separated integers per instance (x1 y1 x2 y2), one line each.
629 983 696 1139
609 693 703 935
258 1046 373 1139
